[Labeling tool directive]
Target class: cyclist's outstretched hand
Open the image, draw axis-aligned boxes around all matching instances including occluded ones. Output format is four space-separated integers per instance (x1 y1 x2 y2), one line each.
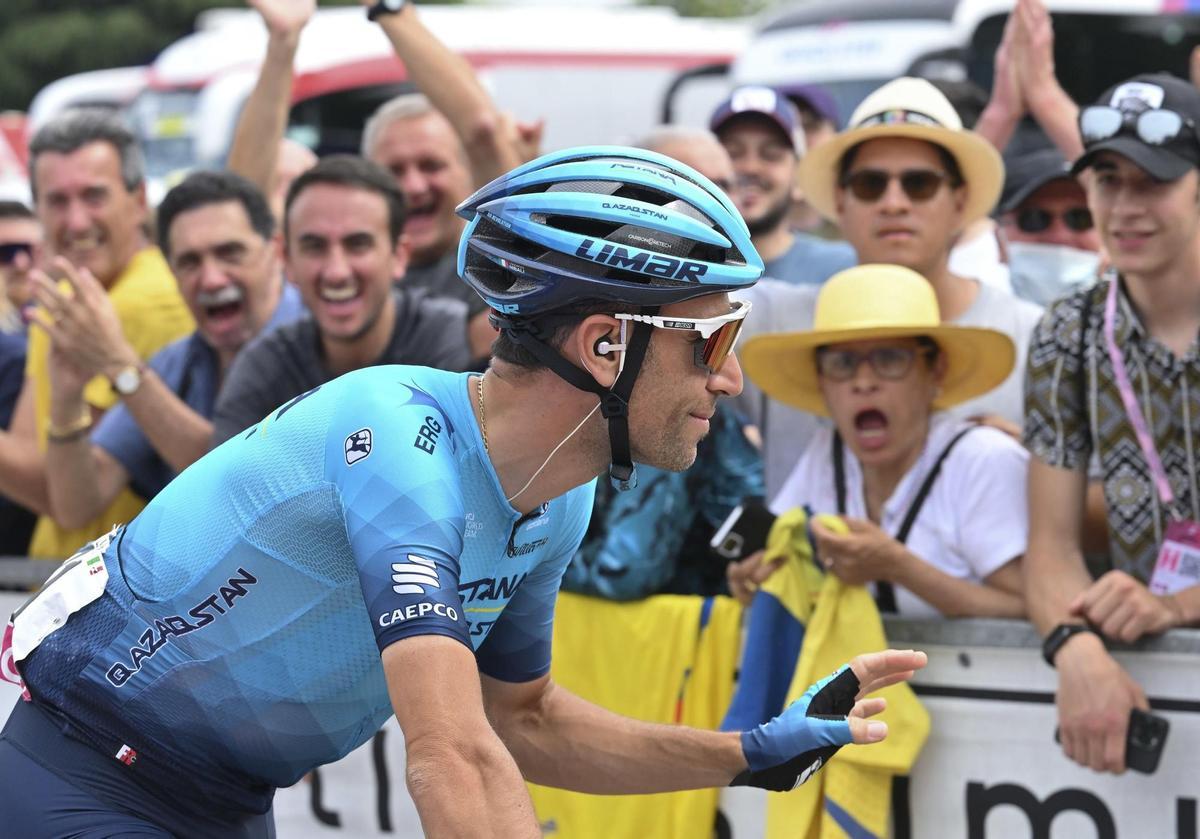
731 649 927 791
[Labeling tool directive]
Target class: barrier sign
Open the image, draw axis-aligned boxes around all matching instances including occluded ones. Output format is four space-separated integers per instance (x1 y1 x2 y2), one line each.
1 589 1196 838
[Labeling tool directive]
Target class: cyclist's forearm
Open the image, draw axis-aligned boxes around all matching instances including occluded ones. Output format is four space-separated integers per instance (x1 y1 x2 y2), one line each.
494 680 745 793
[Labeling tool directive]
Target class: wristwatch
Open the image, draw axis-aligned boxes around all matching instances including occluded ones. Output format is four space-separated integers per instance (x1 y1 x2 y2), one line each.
110 363 145 397
366 0 407 22
1042 623 1096 667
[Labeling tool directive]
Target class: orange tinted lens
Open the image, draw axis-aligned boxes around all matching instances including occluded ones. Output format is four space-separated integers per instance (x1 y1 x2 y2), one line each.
701 319 743 372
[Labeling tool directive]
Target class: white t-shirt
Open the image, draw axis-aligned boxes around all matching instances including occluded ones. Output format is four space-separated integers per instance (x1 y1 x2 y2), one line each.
952 279 1044 426
770 414 1030 618
950 221 1012 293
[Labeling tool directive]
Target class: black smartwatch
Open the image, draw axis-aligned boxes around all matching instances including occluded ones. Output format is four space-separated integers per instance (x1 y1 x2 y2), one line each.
1042 623 1096 667
367 0 407 22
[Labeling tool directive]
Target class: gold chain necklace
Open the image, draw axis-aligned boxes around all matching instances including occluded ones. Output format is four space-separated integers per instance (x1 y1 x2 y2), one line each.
476 374 489 453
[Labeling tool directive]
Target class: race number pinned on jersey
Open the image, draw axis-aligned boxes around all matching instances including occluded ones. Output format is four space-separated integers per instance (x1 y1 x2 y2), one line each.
7 527 116 664
1149 519 1200 595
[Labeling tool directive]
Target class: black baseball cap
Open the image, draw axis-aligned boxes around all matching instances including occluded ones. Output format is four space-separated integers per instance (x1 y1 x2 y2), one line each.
1072 73 1200 181
998 147 1077 214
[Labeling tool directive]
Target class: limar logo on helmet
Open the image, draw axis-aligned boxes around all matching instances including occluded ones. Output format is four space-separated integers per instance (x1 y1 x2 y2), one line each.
574 238 708 281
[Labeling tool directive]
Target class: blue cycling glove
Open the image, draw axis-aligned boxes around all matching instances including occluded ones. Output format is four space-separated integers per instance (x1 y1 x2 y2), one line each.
730 664 860 791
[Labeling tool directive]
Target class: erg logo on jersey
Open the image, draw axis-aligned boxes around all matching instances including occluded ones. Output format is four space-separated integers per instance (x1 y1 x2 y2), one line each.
378 601 459 627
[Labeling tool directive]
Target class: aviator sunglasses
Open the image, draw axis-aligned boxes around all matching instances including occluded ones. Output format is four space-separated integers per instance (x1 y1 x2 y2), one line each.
613 300 752 373
1080 105 1200 148
840 169 954 203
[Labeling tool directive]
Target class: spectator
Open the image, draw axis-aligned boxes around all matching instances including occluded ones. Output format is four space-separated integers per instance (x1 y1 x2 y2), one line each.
735 264 1027 617
36 171 303 529
0 109 194 558
225 0 532 362
560 127 764 600
0 201 40 334
779 84 842 237
740 77 1042 499
211 155 470 445
0 329 33 555
710 86 856 286
997 146 1102 306
1025 72 1200 775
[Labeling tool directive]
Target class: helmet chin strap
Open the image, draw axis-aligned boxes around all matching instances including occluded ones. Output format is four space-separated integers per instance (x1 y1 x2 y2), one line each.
490 311 653 491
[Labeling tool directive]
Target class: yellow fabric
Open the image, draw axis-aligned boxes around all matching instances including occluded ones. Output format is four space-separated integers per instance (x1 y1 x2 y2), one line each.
760 510 930 839
26 247 194 558
528 592 742 838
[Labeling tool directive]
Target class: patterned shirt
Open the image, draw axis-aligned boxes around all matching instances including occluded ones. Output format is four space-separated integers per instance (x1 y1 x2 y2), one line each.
1024 274 1200 581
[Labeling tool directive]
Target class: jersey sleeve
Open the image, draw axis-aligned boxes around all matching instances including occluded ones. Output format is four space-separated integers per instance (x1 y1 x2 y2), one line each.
476 479 596 683
327 382 473 654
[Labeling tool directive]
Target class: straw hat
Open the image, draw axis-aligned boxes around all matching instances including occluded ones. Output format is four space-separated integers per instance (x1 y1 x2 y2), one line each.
740 264 1015 416
797 77 1004 226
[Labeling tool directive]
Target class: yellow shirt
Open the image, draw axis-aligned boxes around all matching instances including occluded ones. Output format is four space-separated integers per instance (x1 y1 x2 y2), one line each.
26 247 195 558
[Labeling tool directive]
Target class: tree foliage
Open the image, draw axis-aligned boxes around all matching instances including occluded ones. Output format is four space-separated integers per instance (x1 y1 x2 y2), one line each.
639 0 775 17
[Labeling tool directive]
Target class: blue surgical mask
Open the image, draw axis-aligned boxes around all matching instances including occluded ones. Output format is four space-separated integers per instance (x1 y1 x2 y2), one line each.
1007 241 1101 307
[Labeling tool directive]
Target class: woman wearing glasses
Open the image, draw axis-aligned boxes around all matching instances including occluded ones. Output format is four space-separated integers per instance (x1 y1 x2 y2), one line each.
738 264 1029 618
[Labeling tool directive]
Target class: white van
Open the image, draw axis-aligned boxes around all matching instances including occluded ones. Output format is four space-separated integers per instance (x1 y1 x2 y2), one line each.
733 0 1200 125
128 4 750 201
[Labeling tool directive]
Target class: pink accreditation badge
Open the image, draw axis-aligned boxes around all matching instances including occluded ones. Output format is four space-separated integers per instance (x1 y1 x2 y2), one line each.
1149 520 1200 595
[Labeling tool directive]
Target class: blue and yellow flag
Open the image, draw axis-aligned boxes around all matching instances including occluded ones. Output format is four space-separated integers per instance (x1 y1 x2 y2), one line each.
723 508 930 839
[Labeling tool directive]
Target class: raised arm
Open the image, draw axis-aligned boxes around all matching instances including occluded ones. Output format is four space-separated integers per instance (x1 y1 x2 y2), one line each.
368 3 523 186
1013 0 1083 160
974 6 1026 152
226 0 315 212
383 635 541 839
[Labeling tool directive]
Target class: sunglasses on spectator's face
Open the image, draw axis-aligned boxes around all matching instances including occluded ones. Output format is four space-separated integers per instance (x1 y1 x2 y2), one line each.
0 242 32 266
839 169 952 203
1015 206 1094 234
815 344 933 382
1080 105 1199 147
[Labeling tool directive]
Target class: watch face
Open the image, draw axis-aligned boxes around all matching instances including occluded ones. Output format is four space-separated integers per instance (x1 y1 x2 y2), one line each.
115 367 141 395
385 0 405 9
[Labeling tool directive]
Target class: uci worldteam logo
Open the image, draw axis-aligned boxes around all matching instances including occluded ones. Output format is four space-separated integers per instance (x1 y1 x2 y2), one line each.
345 428 372 465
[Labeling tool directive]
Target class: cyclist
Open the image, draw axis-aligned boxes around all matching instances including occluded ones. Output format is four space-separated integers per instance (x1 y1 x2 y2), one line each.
1 146 924 838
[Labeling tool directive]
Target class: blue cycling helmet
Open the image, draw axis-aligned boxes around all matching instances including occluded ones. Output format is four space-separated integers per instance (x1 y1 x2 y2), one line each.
456 145 763 317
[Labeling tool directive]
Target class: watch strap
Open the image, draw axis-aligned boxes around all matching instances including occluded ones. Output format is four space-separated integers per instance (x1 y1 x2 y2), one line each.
367 0 406 22
1042 623 1095 668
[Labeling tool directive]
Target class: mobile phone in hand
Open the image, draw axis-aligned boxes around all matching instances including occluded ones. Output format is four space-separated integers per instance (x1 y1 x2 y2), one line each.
1053 708 1169 774
710 496 777 561
1125 708 1169 774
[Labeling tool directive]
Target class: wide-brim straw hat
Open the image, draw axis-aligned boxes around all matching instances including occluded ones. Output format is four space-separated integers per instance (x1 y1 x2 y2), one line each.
797 77 1004 227
740 264 1015 416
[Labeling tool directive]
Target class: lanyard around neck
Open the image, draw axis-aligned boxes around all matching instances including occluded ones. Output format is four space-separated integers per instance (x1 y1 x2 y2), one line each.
1102 277 1178 514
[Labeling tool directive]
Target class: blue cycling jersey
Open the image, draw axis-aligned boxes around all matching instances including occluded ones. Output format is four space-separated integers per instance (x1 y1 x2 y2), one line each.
17 367 594 818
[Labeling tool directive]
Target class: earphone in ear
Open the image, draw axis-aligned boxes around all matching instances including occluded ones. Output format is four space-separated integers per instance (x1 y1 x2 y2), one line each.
595 336 615 357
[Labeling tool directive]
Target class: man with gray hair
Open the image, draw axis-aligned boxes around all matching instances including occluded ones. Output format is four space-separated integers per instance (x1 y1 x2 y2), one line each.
360 92 477 309
0 108 193 558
